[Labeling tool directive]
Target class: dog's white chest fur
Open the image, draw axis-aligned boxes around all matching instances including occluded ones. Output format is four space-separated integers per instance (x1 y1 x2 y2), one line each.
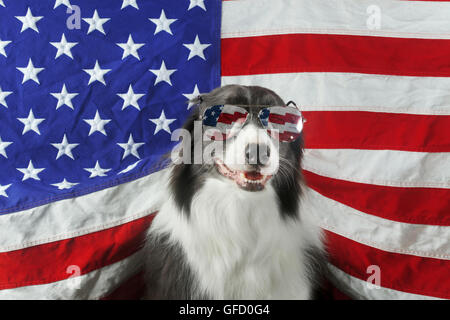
150 175 322 299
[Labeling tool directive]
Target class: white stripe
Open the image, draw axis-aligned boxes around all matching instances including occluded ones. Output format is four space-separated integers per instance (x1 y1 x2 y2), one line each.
0 250 144 300
328 264 442 300
0 168 170 252
222 0 450 40
301 187 450 260
302 149 450 189
222 73 450 115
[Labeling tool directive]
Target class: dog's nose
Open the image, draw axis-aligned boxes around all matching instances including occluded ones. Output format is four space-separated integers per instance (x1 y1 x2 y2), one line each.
245 143 270 166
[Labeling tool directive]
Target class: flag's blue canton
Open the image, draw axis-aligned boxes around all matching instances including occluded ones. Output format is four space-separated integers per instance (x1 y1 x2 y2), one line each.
0 0 221 214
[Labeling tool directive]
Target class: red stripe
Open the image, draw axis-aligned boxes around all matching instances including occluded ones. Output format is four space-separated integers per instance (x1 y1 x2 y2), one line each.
217 111 247 124
0 214 154 290
267 129 300 141
101 270 145 300
304 170 450 226
222 34 450 77
302 111 450 152
325 230 450 299
268 112 301 125
329 285 353 300
321 278 353 300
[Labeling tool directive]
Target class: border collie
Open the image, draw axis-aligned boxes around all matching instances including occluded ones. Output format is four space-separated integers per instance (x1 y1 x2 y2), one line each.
143 85 325 299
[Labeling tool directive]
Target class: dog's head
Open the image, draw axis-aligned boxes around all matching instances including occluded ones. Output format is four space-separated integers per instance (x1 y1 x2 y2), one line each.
171 85 304 219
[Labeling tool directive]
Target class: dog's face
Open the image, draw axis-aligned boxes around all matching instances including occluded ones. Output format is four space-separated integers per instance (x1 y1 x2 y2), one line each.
206 107 286 192
171 85 303 219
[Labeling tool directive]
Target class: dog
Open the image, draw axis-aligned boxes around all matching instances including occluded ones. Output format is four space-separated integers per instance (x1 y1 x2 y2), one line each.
143 85 326 299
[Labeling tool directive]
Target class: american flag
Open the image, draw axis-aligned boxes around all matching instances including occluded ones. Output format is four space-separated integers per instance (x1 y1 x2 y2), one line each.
221 0 450 299
0 0 220 299
1 0 449 300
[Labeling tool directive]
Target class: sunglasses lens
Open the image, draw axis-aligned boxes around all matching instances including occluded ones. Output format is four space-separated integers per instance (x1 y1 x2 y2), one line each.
203 105 248 140
259 106 303 142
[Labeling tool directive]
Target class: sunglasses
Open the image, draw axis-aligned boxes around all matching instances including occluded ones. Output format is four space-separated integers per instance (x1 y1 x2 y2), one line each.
201 102 304 142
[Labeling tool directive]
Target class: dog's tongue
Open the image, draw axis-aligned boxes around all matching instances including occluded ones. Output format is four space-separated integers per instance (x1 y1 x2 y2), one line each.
244 171 264 181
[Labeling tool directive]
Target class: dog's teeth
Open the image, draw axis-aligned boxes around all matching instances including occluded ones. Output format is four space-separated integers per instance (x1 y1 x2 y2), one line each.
242 178 264 184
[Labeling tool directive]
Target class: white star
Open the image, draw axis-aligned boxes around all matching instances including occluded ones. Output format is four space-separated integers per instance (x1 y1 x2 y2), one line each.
116 34 144 60
50 34 78 59
149 110 176 134
0 39 11 57
0 184 11 198
51 134 79 160
182 84 202 109
188 0 206 11
83 10 110 35
0 136 12 158
83 60 111 85
117 134 145 160
84 110 111 136
121 0 139 10
183 35 211 61
51 178 79 190
15 7 43 33
0 87 12 108
149 61 177 86
0 1 5 8
50 84 78 110
149 9 177 35
17 109 45 135
117 85 145 110
54 0 72 9
84 161 111 178
17 58 44 84
17 160 45 181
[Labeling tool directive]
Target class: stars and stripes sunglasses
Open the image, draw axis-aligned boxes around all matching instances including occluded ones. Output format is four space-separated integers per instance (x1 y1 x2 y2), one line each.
201 101 305 142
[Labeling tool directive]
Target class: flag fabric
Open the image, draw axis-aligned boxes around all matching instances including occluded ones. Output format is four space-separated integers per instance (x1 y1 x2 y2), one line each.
221 0 449 299
1 0 449 300
0 0 220 299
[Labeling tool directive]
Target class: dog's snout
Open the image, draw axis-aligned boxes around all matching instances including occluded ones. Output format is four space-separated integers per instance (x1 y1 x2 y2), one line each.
245 143 270 166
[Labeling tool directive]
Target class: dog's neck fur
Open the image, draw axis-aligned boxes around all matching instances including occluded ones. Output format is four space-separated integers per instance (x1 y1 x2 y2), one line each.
148 170 323 299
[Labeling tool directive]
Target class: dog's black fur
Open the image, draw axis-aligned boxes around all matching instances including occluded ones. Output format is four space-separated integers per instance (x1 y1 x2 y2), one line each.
144 233 206 299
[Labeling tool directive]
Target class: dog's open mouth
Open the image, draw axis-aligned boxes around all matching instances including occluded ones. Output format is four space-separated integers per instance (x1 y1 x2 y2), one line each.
214 159 272 192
